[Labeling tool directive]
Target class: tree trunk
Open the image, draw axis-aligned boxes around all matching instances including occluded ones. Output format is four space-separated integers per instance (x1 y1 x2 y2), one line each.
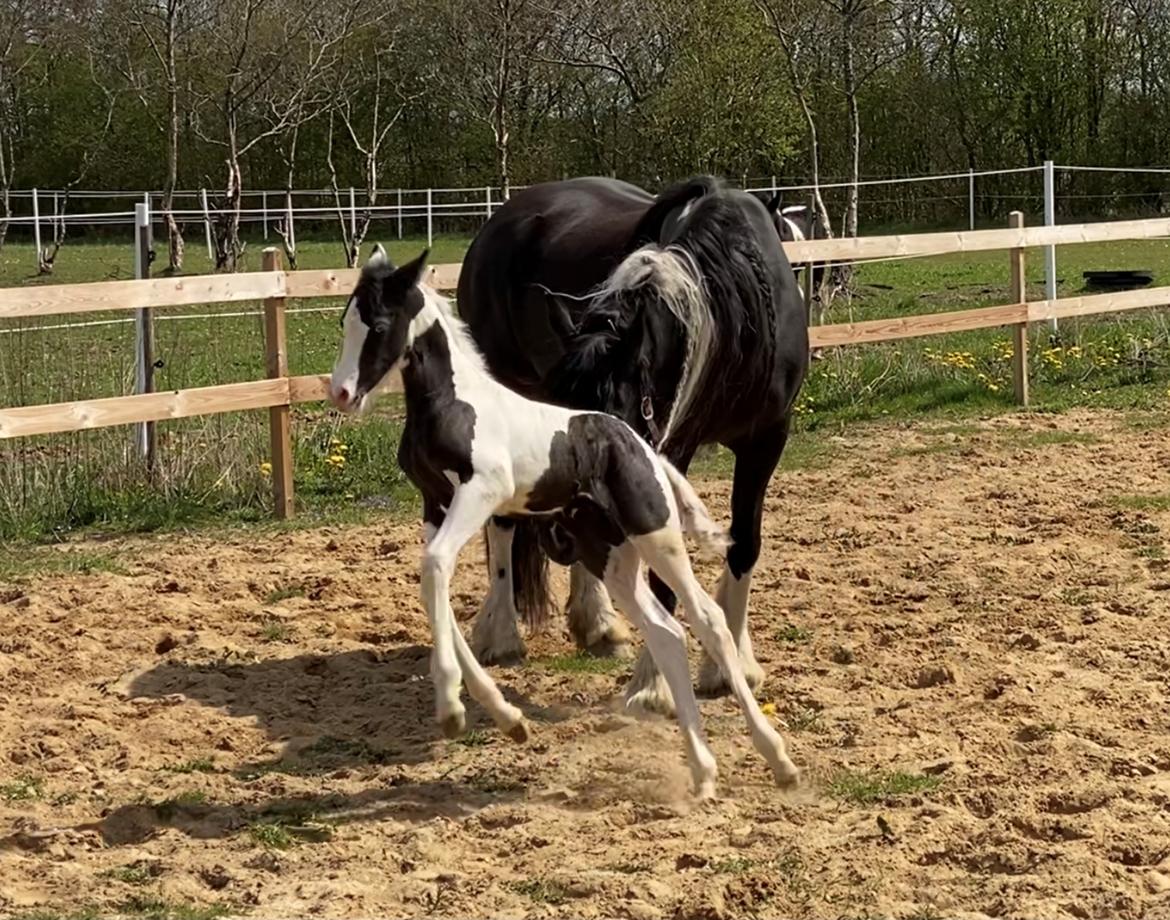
842 4 861 240
163 6 184 273
215 153 244 272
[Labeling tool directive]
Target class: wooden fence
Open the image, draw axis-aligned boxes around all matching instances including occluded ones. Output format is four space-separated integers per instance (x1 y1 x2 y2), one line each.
1 213 1167 518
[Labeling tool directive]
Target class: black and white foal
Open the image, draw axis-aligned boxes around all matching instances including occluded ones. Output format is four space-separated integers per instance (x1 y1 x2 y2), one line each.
328 245 800 796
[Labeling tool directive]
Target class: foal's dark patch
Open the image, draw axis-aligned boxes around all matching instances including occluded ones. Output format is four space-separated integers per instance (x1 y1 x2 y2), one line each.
397 321 476 511
526 414 670 544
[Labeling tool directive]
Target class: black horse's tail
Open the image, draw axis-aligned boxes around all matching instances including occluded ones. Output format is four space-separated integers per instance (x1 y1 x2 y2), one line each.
512 518 553 631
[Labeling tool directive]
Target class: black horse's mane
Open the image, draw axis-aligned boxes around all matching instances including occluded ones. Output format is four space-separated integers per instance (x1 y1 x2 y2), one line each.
546 175 779 450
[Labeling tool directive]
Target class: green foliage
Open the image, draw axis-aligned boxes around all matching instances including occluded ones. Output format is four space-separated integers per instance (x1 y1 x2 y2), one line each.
826 769 942 804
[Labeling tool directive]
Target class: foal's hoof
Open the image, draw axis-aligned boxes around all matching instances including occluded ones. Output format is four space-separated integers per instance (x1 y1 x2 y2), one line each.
773 760 801 790
440 712 466 739
505 720 530 744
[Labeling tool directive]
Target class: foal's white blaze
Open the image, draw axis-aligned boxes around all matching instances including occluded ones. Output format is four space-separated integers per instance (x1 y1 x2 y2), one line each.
330 296 368 411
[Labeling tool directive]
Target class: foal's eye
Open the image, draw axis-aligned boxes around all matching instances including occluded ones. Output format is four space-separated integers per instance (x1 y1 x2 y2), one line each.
373 319 391 334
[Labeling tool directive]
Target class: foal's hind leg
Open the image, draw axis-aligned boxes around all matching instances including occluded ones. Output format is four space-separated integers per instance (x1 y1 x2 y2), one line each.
603 544 717 798
471 518 527 666
698 421 790 698
634 529 800 788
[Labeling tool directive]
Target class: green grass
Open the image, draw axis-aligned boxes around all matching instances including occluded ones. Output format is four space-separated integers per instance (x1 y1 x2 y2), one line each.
1112 492 1170 512
99 861 162 886
534 652 632 674
826 769 943 805
9 903 231 920
247 808 335 849
0 774 44 801
153 790 208 820
710 856 756 874
508 878 571 906
7 910 104 920
264 583 305 604
248 822 295 850
116 896 232 920
161 758 216 775
777 623 812 644
0 548 125 583
1 234 1168 547
259 620 291 643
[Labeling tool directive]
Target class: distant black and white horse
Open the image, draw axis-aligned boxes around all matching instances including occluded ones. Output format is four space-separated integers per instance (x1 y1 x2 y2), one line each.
328 246 800 796
457 175 808 716
752 191 829 317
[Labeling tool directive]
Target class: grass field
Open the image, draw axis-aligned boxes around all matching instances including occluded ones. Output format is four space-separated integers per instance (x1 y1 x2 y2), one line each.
0 229 1168 544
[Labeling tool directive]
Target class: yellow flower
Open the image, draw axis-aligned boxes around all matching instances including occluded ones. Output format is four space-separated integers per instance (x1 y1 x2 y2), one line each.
259 462 272 476
327 454 345 466
760 702 777 717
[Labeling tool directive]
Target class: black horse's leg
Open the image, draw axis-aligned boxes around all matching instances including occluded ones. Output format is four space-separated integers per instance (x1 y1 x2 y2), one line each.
623 446 697 717
697 419 791 698
566 563 634 659
470 517 527 665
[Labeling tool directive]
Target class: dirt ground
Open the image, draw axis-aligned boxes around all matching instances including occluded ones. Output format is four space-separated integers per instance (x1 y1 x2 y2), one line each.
2 409 1169 920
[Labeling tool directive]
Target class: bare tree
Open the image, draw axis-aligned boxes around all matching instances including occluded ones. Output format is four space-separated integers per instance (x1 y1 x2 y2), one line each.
0 0 47 253
438 0 555 198
191 0 362 271
110 0 207 273
37 55 119 273
753 0 834 235
327 41 415 267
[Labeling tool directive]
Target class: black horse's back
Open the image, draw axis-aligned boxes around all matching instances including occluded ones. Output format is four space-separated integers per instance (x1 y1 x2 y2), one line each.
458 177 654 396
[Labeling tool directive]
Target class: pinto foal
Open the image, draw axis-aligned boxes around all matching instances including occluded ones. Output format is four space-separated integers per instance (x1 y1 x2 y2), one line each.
328 246 799 796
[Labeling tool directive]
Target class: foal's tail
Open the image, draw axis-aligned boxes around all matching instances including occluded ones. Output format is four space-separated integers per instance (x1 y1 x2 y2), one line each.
659 458 730 558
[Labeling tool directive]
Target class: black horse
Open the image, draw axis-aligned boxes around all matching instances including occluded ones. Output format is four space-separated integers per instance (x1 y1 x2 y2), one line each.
458 175 808 714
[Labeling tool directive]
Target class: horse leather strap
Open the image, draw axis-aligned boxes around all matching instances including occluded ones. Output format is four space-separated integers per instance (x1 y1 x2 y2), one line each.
641 395 663 447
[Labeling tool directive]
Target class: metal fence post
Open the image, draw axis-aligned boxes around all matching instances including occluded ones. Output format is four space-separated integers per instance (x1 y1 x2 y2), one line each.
200 188 214 261
1043 160 1058 332
426 188 433 248
31 187 41 268
396 188 403 239
262 191 269 241
968 168 975 231
134 202 157 470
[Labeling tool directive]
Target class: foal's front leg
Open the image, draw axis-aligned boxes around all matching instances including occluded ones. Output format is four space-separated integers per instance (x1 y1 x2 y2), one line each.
422 482 525 740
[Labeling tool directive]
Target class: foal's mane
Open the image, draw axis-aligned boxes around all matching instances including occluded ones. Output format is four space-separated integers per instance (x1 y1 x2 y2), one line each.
420 283 490 375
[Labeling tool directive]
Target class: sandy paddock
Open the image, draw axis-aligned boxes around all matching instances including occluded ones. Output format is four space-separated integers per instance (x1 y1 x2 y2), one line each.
2 409 1169 920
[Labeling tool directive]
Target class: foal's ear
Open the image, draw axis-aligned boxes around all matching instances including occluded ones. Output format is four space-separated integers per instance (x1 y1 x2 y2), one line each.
396 248 431 289
766 192 782 215
367 243 390 268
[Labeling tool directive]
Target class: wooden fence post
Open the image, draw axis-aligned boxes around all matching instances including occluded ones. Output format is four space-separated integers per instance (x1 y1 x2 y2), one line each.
262 247 294 519
1009 210 1029 406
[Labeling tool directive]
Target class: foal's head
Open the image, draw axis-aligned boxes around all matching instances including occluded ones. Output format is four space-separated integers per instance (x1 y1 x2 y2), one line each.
330 245 429 413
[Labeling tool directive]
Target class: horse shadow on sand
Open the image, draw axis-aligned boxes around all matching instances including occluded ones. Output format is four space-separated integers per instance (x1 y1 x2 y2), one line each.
95 643 573 846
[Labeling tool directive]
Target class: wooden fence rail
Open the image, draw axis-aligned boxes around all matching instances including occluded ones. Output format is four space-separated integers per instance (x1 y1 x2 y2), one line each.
2 213 1168 518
